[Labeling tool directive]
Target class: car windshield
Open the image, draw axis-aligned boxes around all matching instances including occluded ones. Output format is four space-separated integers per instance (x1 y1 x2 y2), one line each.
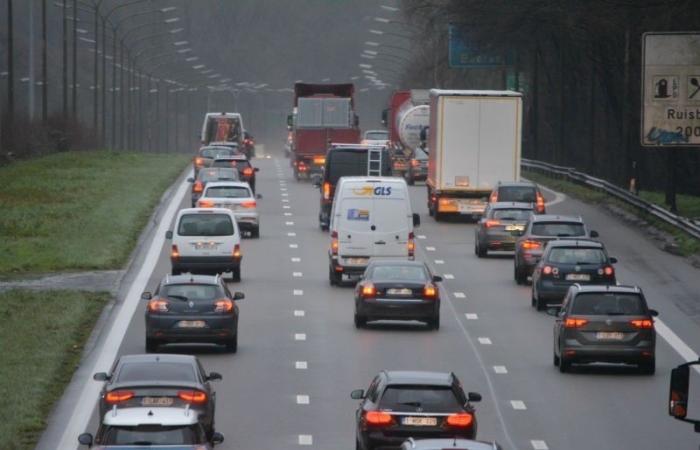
100 425 201 445
161 284 221 301
116 362 196 383
548 248 606 264
571 293 646 316
200 147 235 158
370 265 427 281
531 222 585 237
379 386 462 412
178 214 234 236
492 208 532 221
204 186 251 199
365 131 388 140
498 186 537 202
326 149 391 184
199 169 238 182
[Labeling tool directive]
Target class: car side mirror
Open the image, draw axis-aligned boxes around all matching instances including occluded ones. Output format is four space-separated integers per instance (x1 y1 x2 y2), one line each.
350 389 365 400
141 292 152 300
609 257 618 264
211 432 225 445
432 275 443 283
93 372 109 381
78 433 93 447
165 230 173 239
649 309 659 317
590 230 599 238
233 292 245 300
412 213 421 227
208 371 223 381
187 177 194 182
256 193 263 199
467 392 482 403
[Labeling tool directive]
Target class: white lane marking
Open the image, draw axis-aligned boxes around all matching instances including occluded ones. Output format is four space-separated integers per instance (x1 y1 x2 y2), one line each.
426 246 436 251
656 318 700 362
417 234 427 239
535 182 567 207
293 289 303 296
296 395 310 405
282 199 289 203
287 232 297 237
465 313 478 320
478 337 492 345
57 172 191 449
289 243 299 248
284 212 293 216
294 333 306 341
298 435 313 446
294 310 305 317
283 206 291 209
511 400 527 410
293 272 303 277
291 257 301 262
453 292 466 298
443 274 455 279
282 193 289 197
280 188 287 191
434 259 445 264
531 440 549 450
493 366 508 374
295 361 308 370
286 221 295 226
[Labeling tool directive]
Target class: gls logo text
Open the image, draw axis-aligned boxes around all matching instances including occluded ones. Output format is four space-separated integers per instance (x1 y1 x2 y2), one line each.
373 186 392 196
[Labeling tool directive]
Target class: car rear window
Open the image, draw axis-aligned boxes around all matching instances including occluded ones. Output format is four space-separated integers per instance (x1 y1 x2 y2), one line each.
547 248 606 264
200 147 235 158
498 186 537 202
199 168 239 182
491 208 532 220
101 425 202 445
204 186 251 198
178 214 234 236
571 293 646 315
326 149 391 184
370 265 427 281
531 222 585 237
212 159 250 169
379 385 462 412
161 284 221 301
365 131 388 140
116 362 196 383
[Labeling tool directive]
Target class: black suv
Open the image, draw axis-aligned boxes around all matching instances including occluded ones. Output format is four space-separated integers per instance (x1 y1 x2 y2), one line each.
489 181 546 214
351 371 481 450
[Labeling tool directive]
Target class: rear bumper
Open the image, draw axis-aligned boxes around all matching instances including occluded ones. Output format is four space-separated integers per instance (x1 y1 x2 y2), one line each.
357 298 438 321
147 314 237 342
482 234 517 250
172 256 241 274
561 343 655 364
233 213 259 229
360 427 475 450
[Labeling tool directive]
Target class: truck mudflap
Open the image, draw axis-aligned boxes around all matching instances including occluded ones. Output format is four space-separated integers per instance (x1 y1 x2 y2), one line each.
428 187 489 220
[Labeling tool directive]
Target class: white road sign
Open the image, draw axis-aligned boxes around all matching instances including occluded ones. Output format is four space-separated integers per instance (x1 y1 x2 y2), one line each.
642 32 700 146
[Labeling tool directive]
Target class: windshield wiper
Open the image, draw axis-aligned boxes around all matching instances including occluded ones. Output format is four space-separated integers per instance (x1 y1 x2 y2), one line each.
166 294 188 302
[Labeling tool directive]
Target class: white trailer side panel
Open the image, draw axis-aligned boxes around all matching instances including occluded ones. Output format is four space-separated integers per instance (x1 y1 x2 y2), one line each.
439 97 480 189
476 97 521 187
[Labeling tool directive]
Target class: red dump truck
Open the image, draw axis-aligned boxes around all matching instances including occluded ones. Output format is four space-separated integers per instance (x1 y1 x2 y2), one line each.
287 83 361 180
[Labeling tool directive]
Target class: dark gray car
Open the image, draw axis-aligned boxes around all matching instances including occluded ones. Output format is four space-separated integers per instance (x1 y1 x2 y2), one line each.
474 202 534 257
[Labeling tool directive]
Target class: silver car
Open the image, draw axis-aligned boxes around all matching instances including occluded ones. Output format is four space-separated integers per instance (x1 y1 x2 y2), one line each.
196 181 260 238
474 202 533 257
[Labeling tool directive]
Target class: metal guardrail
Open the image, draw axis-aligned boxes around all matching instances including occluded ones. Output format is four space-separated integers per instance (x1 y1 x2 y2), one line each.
521 158 700 240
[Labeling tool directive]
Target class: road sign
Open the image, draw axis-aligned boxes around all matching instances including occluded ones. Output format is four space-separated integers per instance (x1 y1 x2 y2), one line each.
448 24 509 68
642 32 700 146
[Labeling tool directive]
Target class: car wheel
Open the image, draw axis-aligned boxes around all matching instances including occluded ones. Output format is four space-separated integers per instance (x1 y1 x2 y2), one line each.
146 338 160 353
514 263 526 285
434 212 445 222
553 350 560 367
232 267 241 282
559 355 570 373
406 173 415 186
639 358 655 375
429 314 440 330
329 267 341 286
354 313 366 329
531 290 537 308
251 227 260 238
476 240 486 258
356 438 362 450
535 292 546 311
225 333 238 353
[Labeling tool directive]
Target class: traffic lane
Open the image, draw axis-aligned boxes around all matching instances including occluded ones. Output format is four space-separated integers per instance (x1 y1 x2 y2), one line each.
407 181 695 449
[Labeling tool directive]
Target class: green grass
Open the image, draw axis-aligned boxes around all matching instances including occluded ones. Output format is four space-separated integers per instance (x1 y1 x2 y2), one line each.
638 190 700 220
0 289 110 450
525 170 700 256
0 151 189 275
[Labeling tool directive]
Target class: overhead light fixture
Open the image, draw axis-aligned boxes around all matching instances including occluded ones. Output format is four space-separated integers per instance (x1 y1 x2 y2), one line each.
169 28 184 34
365 41 380 46
373 17 390 23
173 41 189 46
164 17 180 23
160 6 177 13
192 64 205 69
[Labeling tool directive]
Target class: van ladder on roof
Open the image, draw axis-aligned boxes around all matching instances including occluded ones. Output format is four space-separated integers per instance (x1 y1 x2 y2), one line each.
367 147 383 177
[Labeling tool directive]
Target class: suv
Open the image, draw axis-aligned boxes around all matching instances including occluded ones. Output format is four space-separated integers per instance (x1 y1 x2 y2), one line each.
513 215 598 284
211 155 259 193
197 181 260 238
531 240 617 310
474 202 534 257
551 284 658 374
489 181 546 214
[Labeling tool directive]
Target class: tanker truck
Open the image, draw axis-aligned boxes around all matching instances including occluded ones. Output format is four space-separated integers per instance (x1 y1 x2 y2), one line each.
384 90 430 178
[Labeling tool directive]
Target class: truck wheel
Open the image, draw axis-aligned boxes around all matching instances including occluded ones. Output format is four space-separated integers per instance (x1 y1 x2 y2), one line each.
225 334 238 353
251 226 260 239
475 240 486 258
329 267 341 286
232 267 241 282
146 338 160 353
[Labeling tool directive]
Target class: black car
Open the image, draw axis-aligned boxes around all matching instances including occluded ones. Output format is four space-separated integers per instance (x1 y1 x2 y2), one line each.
551 284 658 374
474 202 534 257
401 438 502 450
354 260 442 329
351 371 481 450
211 155 259 193
513 214 598 284
405 148 428 185
489 181 546 214
531 240 617 310
188 168 239 207
93 354 221 437
142 274 244 352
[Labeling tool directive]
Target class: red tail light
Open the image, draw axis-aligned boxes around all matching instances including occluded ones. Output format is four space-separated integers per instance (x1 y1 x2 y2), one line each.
542 265 559 277
193 181 204 193
630 319 654 329
603 266 614 277
520 240 542 250
148 299 169 313
489 191 498 203
361 283 376 298
171 245 180 260
198 199 215 208
243 167 254 176
214 299 234 313
331 231 339 255
408 232 415 257
178 390 207 404
410 159 419 167
564 317 588 328
485 219 501 228
323 182 331 200
446 413 473 427
536 193 546 213
364 411 393 426
195 157 204 166
298 163 308 172
241 200 257 209
105 390 134 404
233 244 241 259
423 283 437 299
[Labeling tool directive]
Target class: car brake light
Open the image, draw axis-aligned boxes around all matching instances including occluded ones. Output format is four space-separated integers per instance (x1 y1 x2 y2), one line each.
410 159 419 167
438 198 458 212
564 317 588 328
520 240 541 250
630 319 654 329
323 182 331 200
542 265 558 276
423 283 437 299
105 390 134 403
331 231 339 255
195 157 204 166
233 244 241 258
604 266 614 277
485 219 501 228
446 413 473 427
364 411 393 426
313 156 326 165
193 181 204 193
490 191 498 203
243 167 254 176
198 199 215 208
214 299 234 313
361 283 376 298
148 299 169 313
241 200 257 209
408 232 415 257
178 390 207 404
536 193 545 213
171 245 180 259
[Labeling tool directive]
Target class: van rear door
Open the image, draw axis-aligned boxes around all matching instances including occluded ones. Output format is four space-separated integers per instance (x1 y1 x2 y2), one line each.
371 183 409 257
337 197 374 260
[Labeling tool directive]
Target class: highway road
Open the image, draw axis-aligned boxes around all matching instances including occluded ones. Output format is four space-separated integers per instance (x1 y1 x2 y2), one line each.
55 153 700 450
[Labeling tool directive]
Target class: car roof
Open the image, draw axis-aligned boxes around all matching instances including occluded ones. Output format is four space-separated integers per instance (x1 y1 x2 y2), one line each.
490 201 534 209
383 370 453 386
162 274 220 286
404 438 499 450
496 180 537 188
102 407 199 427
204 181 251 189
338 176 404 184
530 214 583 223
116 354 198 365
178 207 233 215
329 144 382 150
367 259 428 268
545 239 603 248
572 284 643 295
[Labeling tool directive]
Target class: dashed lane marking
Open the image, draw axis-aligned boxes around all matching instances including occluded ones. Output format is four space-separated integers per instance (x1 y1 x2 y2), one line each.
493 366 508 374
293 289 303 296
294 333 306 341
285 221 295 226
443 274 454 279
417 234 426 239
293 272 303 277
284 206 291 210
296 395 310 405
434 259 445 264
478 337 492 345
295 361 308 370
453 292 466 298
289 244 299 249
511 400 527 410
426 246 436 251
531 440 549 450
298 435 313 446
291 257 301 262
288 232 296 237
465 313 478 320
282 199 289 203
294 310 305 317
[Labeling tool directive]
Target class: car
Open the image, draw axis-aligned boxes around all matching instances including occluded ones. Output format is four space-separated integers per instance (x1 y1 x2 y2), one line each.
400 438 503 450
513 214 598 285
211 155 259 193
79 407 223 448
361 129 390 146
531 239 617 310
194 145 241 174
92 354 221 437
351 371 481 450
197 181 260 238
167 208 242 281
489 180 546 214
405 147 428 185
551 284 658 374
474 202 534 257
142 274 244 352
188 168 239 207
242 131 256 158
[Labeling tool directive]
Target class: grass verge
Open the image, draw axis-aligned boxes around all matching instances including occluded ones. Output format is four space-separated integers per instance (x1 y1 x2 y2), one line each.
0 151 189 275
0 289 110 450
525 170 700 257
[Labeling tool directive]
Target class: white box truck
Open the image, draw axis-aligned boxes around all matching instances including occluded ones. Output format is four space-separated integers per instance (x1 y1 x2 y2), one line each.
426 90 522 220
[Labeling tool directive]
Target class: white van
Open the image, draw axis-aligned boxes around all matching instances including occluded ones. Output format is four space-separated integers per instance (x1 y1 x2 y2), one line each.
328 177 420 285
166 208 243 281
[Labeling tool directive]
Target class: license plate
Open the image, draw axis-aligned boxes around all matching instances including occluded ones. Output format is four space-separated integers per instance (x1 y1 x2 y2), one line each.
193 242 218 250
177 320 206 328
345 258 368 265
505 224 524 231
142 397 174 406
566 274 590 281
402 416 437 426
596 332 624 340
387 288 412 295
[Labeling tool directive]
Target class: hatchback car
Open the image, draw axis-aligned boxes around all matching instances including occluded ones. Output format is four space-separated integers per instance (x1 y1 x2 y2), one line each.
351 371 481 450
401 438 502 450
405 147 428 185
354 260 442 329
188 168 239 207
531 240 617 310
211 155 259 193
142 274 244 352
489 181 546 214
474 202 534 257
193 145 240 174
513 215 597 284
551 284 658 374
197 181 260 238
93 354 221 437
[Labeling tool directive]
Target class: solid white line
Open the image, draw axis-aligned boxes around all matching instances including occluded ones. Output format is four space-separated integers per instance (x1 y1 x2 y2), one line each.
531 440 549 450
294 310 305 317
298 435 313 446
535 182 567 208
453 292 466 298
293 289 303 296
511 400 527 410
493 366 508 374
434 259 445 264
294 333 306 341
57 172 191 449
426 246 436 251
465 313 478 320
443 274 455 279
296 395 310 405
478 337 492 345
655 318 699 362
295 361 308 370
293 272 303 277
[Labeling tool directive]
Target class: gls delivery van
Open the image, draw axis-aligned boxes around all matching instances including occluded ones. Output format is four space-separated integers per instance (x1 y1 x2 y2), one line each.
328 177 420 285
